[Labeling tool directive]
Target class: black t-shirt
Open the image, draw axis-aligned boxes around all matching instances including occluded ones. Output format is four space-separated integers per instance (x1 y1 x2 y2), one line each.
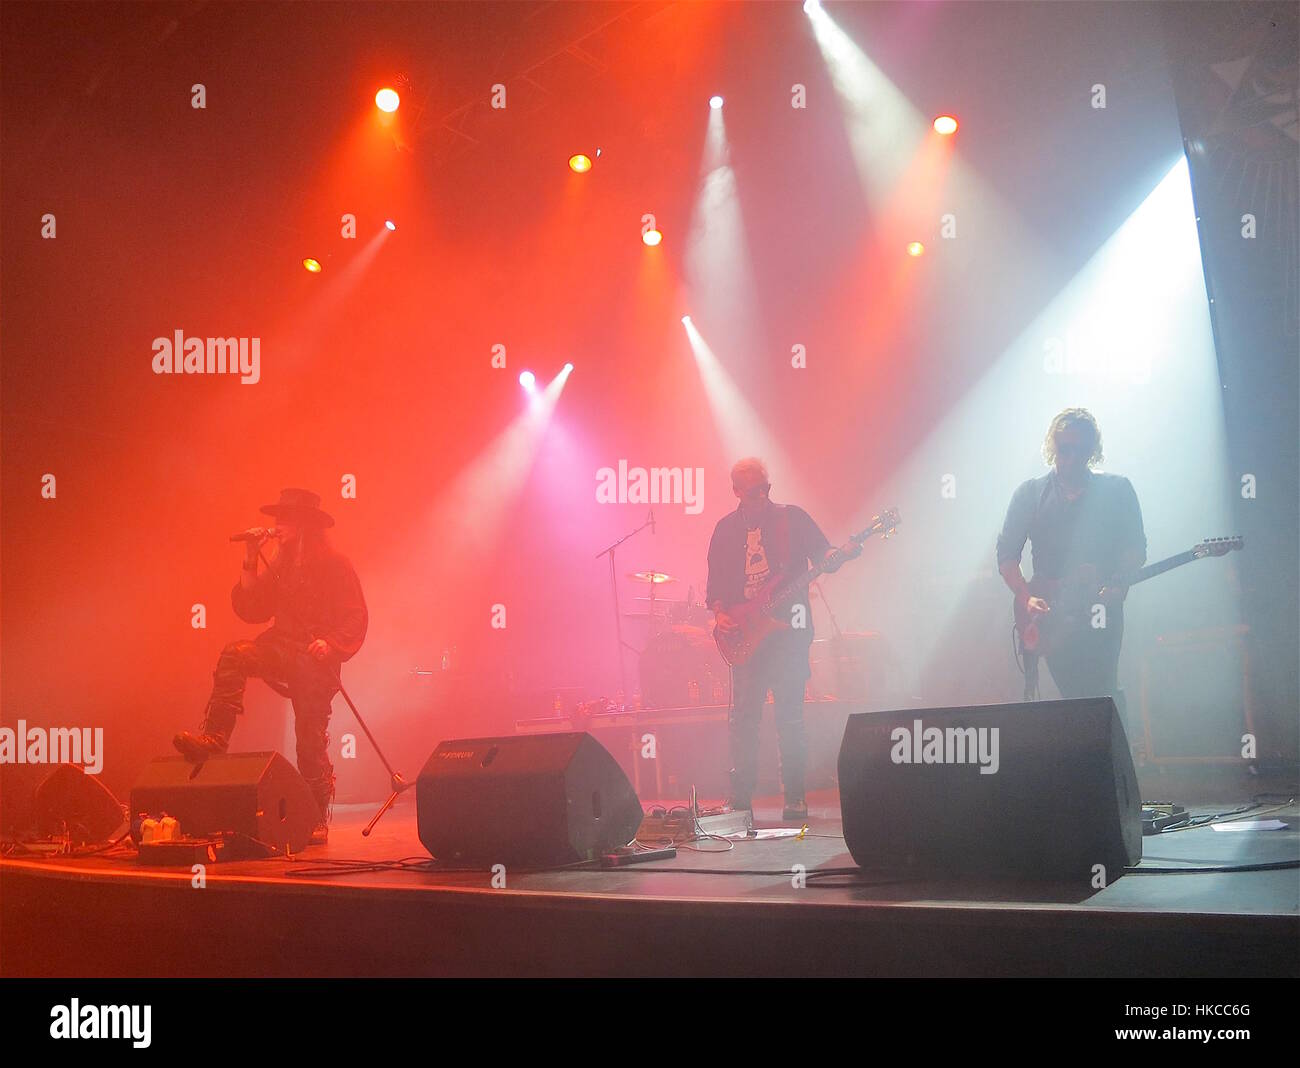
707 504 831 642
996 471 1147 584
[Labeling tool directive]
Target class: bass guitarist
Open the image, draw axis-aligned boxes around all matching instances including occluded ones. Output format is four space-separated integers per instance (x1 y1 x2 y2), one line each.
997 409 1146 720
707 457 859 821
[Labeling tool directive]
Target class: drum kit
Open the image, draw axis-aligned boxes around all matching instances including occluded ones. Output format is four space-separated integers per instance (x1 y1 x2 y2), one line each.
624 570 731 709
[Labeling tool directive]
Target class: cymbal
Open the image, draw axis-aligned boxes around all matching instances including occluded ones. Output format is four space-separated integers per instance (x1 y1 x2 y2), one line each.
628 571 676 584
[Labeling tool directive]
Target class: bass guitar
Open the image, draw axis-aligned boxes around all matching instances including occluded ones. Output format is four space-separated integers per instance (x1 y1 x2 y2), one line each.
713 508 899 667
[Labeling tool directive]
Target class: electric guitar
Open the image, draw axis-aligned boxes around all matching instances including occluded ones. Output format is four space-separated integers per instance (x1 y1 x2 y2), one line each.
713 508 900 667
1015 536 1243 658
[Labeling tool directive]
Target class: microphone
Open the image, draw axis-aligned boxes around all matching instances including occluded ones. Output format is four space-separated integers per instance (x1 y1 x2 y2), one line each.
229 527 278 543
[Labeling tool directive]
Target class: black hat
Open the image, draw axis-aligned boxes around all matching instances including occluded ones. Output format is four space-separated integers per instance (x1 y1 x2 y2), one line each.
260 488 334 528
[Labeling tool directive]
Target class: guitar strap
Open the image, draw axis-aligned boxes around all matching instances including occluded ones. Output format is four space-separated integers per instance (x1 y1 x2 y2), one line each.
771 504 793 573
1031 472 1055 548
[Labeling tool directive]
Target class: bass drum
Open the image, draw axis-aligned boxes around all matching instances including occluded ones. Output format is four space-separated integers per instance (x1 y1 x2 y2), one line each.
639 625 731 709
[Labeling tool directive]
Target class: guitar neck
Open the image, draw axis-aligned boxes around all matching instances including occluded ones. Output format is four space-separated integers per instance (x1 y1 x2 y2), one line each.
1128 549 1200 587
764 528 880 611
753 511 897 615
766 560 827 611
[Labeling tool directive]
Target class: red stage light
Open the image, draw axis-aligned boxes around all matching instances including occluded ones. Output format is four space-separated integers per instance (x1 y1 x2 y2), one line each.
642 229 663 247
302 257 322 273
375 88 400 112
569 153 592 173
933 115 958 135
907 242 925 257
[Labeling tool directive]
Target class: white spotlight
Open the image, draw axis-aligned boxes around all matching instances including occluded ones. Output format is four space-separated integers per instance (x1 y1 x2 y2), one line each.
709 95 724 110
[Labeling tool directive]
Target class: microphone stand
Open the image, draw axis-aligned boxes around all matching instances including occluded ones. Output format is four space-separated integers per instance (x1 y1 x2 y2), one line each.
594 511 655 711
339 682 412 838
256 542 411 836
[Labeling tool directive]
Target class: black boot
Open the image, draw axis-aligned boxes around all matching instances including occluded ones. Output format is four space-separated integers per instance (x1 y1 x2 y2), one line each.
172 730 229 763
305 777 335 846
178 669 241 763
782 797 809 823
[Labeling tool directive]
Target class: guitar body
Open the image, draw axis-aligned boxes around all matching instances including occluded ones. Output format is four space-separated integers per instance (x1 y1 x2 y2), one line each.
711 508 901 669
1015 567 1101 659
713 581 792 667
1013 537 1243 659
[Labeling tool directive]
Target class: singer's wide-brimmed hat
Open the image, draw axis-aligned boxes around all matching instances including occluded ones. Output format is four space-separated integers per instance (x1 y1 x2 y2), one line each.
260 487 334 528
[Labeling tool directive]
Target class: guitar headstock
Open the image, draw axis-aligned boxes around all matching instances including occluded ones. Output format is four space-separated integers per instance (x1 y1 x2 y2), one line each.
1193 536 1244 558
861 507 901 541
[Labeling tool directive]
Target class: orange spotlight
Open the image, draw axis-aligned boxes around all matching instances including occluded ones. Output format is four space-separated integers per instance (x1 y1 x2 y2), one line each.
568 153 592 173
642 229 663 247
933 115 958 135
907 242 924 257
375 88 400 112
302 257 322 273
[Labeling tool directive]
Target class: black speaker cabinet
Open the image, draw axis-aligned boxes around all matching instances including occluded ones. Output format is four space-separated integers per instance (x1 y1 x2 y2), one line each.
417 732 643 865
1 764 125 844
130 752 319 853
838 697 1141 880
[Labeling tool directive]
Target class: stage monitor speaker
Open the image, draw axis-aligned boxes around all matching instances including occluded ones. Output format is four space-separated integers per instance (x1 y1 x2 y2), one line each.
417 732 643 865
129 752 319 853
837 697 1141 880
1 764 125 844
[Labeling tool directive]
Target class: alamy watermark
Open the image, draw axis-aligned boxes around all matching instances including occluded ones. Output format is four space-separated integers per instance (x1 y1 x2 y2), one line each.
595 461 704 514
0 720 104 774
890 718 999 775
50 1000 150 1048
151 330 260 384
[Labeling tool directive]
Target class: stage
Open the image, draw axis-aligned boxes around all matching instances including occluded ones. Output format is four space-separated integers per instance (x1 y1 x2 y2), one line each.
4 787 1296 978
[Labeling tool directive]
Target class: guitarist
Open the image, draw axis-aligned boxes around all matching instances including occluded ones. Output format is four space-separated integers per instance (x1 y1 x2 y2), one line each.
707 458 858 821
996 409 1146 719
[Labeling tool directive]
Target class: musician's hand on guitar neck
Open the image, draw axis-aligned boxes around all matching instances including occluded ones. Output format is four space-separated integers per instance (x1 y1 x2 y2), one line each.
823 543 861 573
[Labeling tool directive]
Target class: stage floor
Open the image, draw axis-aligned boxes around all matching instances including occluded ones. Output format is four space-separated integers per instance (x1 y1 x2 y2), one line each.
3 789 1297 977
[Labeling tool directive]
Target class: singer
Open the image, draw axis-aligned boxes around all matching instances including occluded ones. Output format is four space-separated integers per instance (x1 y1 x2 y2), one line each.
173 488 368 844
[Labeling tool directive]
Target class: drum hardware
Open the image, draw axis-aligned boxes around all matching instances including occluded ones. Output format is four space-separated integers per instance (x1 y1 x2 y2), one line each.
594 511 658 710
